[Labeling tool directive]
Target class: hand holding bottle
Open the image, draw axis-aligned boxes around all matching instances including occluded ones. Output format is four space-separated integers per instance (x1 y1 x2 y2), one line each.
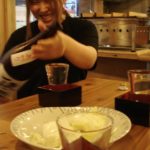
0 20 58 100
31 20 65 60
33 19 97 70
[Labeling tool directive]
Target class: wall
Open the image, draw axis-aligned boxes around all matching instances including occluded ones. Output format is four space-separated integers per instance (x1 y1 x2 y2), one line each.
78 0 149 15
0 1 6 53
79 0 103 14
105 0 150 13
0 0 15 54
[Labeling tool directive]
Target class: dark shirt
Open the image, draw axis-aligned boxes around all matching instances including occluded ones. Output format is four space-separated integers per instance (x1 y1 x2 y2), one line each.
2 16 98 99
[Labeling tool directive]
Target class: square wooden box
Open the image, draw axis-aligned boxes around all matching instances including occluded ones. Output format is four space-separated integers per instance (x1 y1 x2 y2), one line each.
115 92 150 127
38 84 81 107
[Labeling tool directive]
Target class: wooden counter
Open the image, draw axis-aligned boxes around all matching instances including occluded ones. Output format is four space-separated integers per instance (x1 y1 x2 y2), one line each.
0 77 150 150
93 48 150 80
98 48 150 61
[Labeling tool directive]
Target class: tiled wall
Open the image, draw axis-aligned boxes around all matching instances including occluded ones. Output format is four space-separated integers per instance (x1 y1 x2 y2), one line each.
105 0 150 13
78 0 149 14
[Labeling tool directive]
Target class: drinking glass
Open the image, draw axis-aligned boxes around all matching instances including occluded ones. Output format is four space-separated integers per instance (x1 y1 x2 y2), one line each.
56 112 113 150
45 63 69 85
128 69 150 94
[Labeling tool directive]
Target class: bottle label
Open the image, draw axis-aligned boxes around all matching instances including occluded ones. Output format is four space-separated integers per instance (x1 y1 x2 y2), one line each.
0 64 27 100
11 50 36 67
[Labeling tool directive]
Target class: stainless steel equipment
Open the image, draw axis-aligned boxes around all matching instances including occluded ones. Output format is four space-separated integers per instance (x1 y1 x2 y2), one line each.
89 18 150 51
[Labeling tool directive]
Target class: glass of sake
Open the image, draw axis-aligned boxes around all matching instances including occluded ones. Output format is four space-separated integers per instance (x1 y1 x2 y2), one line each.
45 63 69 85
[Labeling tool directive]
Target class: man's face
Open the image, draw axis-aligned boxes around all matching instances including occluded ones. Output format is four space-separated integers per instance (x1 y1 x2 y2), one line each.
29 0 57 27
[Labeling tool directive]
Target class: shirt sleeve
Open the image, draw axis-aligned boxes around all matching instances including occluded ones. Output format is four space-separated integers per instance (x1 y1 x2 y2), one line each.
73 18 98 50
68 18 98 70
75 18 98 70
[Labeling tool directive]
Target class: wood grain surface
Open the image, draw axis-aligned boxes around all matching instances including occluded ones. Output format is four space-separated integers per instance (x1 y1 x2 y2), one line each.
0 78 150 150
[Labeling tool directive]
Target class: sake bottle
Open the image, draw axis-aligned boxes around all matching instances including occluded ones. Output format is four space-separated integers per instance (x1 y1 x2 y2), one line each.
0 23 58 100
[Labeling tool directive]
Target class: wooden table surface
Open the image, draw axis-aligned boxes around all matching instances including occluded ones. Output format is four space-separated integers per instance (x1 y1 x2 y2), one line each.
0 77 150 150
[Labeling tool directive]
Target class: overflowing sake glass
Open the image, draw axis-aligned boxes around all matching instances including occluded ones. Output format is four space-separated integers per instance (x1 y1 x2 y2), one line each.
45 63 69 85
56 112 113 150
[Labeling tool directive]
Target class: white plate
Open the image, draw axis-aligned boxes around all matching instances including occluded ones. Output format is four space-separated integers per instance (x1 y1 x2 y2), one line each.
10 107 131 150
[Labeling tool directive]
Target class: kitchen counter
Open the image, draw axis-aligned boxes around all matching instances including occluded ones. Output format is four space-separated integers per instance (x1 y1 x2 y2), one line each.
98 48 150 61
94 48 150 80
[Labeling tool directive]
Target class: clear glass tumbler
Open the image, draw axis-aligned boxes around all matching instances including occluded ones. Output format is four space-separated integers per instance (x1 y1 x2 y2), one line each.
128 69 150 94
45 63 69 85
56 112 113 150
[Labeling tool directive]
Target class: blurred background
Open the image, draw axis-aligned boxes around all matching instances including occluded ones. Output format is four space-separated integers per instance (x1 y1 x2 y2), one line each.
16 0 79 29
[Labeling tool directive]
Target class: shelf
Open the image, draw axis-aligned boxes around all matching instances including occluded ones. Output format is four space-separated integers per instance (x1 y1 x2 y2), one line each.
98 48 150 61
